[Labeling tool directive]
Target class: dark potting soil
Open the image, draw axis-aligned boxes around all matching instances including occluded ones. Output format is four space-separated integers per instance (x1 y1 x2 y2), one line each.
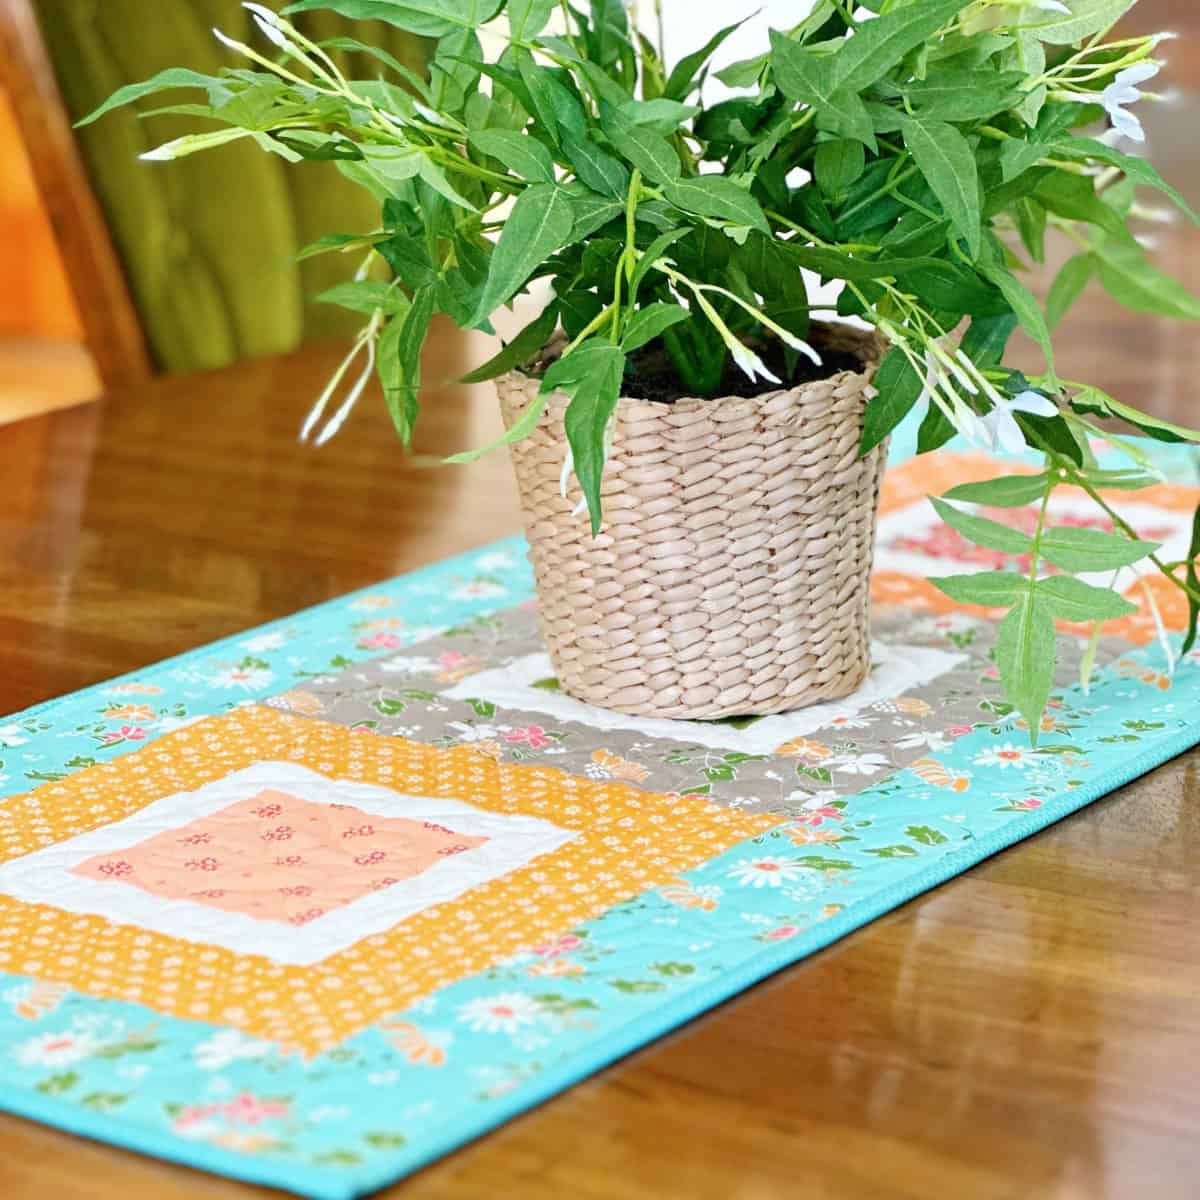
619 334 866 404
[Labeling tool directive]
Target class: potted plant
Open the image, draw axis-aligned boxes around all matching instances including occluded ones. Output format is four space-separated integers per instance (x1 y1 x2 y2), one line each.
86 0 1200 736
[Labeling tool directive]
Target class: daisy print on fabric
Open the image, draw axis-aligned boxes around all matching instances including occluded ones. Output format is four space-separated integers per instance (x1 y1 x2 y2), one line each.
974 742 1032 770
457 993 543 1035
727 857 808 889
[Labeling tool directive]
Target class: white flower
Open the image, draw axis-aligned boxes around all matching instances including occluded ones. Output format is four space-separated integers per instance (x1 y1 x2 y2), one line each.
140 127 252 162
895 730 951 752
825 751 891 776
240 631 285 653
377 656 439 675
194 1029 273 1071
207 665 274 691
13 1030 103 1068
476 551 514 572
447 722 506 742
730 340 781 384
825 711 874 730
974 741 1032 770
727 857 807 888
153 715 205 734
1064 62 1160 143
243 2 293 51
787 789 840 810
457 992 542 1035
453 581 507 600
0 724 27 747
979 390 1059 455
308 1105 350 1123
1101 63 1160 143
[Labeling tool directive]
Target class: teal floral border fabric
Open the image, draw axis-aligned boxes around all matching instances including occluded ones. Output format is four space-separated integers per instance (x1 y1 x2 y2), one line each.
1 459 1198 1198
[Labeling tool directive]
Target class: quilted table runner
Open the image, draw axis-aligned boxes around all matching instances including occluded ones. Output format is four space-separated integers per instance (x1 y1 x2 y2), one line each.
1 443 1199 1198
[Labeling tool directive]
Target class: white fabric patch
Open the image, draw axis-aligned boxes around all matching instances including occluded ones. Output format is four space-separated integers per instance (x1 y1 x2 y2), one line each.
445 641 965 755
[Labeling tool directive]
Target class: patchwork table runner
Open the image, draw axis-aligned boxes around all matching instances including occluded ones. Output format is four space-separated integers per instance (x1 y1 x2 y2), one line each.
1 444 1198 1198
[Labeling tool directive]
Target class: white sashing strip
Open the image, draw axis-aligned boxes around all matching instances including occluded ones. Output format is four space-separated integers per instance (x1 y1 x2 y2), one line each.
444 642 966 755
0 762 576 966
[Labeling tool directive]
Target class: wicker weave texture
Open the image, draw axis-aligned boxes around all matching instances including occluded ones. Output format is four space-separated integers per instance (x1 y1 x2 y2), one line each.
497 323 887 720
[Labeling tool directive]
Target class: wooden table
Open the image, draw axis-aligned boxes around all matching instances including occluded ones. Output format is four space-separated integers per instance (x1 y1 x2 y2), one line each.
4 103 1200 1200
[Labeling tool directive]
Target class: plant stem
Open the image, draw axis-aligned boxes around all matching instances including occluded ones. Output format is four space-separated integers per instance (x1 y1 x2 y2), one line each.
562 304 617 357
764 209 879 254
839 164 919 224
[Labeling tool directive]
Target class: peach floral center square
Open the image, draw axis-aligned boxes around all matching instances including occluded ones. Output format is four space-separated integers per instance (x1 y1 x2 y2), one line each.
71 788 489 926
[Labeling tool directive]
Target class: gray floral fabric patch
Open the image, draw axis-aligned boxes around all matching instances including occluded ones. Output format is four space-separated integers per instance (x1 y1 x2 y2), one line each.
263 604 1112 820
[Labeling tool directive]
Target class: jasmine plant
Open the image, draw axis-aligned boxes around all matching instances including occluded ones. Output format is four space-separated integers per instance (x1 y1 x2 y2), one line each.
85 0 1200 736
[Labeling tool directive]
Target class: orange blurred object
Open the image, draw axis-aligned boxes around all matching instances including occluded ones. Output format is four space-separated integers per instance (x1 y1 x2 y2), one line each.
0 85 80 338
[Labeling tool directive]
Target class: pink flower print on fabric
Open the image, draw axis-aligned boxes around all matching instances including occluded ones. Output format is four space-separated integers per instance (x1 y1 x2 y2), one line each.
72 788 489 925
504 725 552 750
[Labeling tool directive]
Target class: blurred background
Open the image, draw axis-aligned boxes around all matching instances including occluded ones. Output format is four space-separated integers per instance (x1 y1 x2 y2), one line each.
0 0 1195 426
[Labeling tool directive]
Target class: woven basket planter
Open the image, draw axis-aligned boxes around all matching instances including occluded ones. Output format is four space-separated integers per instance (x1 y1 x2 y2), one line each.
496 322 887 721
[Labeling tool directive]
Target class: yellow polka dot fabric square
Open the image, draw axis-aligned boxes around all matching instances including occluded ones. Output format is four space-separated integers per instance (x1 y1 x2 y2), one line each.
0 707 777 1055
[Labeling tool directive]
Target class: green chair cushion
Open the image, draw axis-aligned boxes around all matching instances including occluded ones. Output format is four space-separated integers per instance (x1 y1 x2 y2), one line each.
36 0 427 372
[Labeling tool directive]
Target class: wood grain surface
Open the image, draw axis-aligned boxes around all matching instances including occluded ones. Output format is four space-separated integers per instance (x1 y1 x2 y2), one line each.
2 3 1199 1195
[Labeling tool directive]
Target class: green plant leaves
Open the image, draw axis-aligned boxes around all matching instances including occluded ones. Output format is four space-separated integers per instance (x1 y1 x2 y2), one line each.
943 474 1050 507
902 69 1026 122
444 393 546 464
1046 254 1094 330
861 348 922 455
1036 576 1139 622
664 19 749 100
899 115 982 258
629 228 691 294
621 303 690 352
1088 234 1200 322
829 0 972 93
1053 138 1200 226
929 497 1033 555
315 280 406 315
1038 526 1159 573
77 68 219 126
1182 504 1200 655
995 591 1056 742
814 139 866 199
471 184 577 325
1070 384 1200 445
768 32 876 151
563 183 624 240
960 313 1018 367
980 264 1054 371
284 0 504 38
1032 0 1138 45
562 132 630 198
468 130 556 183
917 403 957 454
517 52 586 145
599 106 680 184
508 0 557 40
378 285 435 443
459 305 558 384
661 177 770 233
543 342 627 534
931 572 1026 606
620 98 700 135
